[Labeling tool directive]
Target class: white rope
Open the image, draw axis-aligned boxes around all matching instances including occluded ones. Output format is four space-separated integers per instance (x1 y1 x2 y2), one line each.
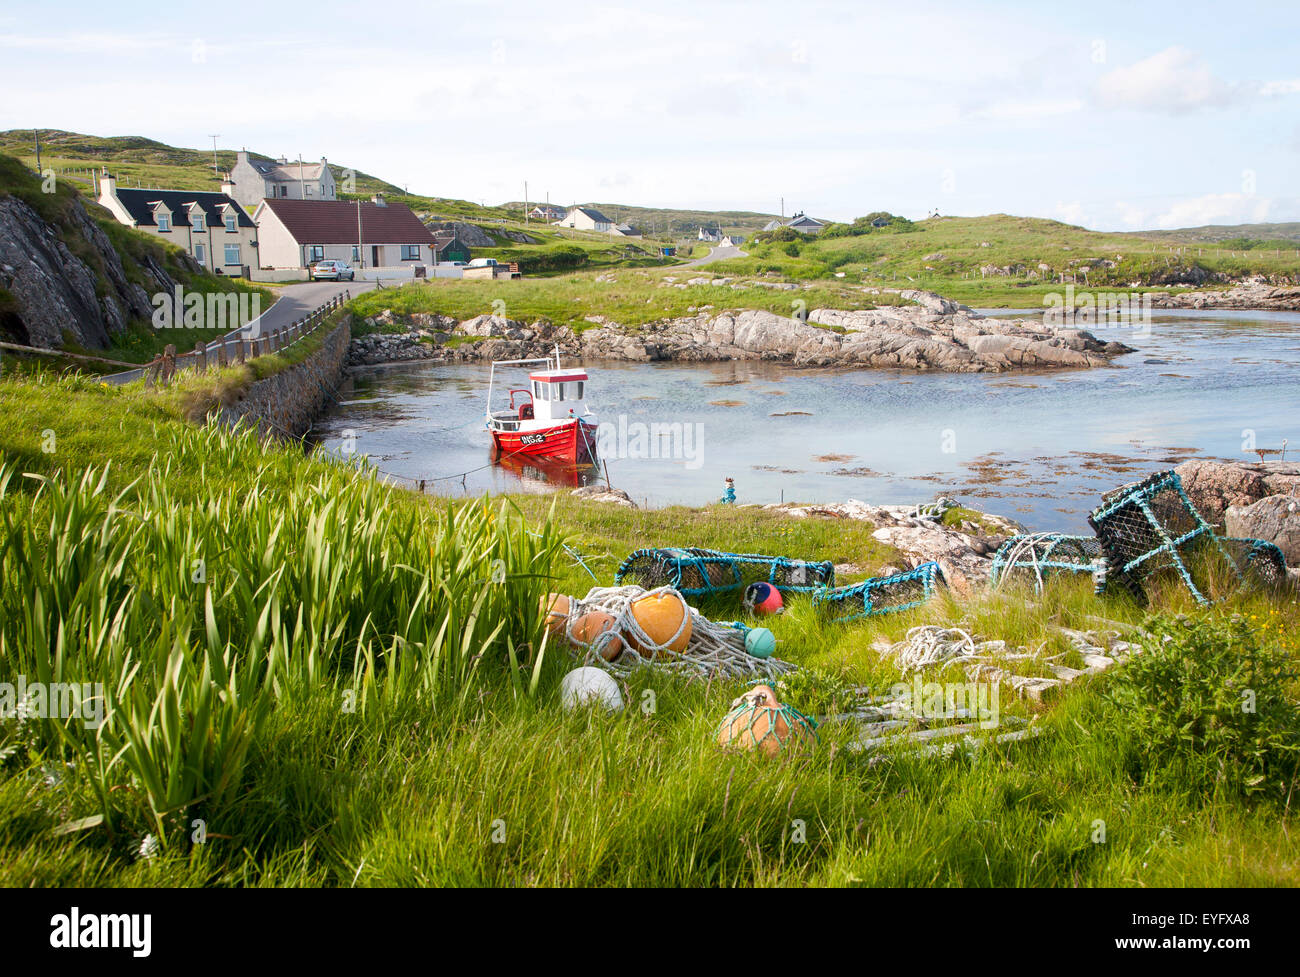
558 584 797 681
881 625 991 675
992 532 1059 592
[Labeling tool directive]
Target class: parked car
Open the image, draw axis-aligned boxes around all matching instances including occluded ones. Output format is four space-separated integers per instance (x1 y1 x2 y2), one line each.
309 259 355 281
466 258 499 268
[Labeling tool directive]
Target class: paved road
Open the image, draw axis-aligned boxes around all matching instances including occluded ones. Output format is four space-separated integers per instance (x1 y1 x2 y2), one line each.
256 279 376 332
682 245 747 267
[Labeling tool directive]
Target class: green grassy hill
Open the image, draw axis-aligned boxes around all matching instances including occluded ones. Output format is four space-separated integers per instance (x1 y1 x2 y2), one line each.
0 129 511 222
709 213 1300 305
1128 222 1300 246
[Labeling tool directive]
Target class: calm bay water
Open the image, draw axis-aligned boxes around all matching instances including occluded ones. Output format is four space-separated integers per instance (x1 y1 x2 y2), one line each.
313 309 1300 532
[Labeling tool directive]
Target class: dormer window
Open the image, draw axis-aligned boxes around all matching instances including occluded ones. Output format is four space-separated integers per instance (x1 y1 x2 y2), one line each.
193 212 205 232
224 212 237 232
156 213 171 232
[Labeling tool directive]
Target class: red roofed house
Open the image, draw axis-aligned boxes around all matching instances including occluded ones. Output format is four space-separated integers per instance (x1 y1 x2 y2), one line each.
253 194 438 272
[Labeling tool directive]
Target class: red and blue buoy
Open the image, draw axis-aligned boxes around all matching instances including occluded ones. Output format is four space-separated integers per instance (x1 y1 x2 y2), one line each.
744 581 784 616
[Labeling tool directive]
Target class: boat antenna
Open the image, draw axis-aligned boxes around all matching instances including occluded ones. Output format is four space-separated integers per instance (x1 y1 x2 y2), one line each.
555 343 562 369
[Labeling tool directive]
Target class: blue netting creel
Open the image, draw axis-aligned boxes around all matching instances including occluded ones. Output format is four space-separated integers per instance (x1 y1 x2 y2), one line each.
615 547 835 597
1087 469 1241 605
990 533 1106 593
813 561 942 622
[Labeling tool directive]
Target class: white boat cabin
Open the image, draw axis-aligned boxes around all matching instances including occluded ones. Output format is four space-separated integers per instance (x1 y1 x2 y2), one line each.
524 368 588 422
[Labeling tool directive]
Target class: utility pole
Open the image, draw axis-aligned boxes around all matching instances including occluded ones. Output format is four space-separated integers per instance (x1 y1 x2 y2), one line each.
524 181 529 223
208 135 221 176
299 154 305 198
33 129 41 173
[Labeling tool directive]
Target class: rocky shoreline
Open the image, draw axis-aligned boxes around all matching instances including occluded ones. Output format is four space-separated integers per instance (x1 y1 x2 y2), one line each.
1148 279 1300 311
572 460 1300 594
350 290 1133 372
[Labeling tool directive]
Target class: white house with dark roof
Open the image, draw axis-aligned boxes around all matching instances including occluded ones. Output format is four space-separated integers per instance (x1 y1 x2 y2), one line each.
554 206 614 232
226 151 336 209
97 174 258 274
253 196 438 273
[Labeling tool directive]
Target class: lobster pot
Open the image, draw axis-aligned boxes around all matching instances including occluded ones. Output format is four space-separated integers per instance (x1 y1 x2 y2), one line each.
813 562 941 622
1088 470 1239 605
615 547 834 598
990 533 1105 593
1220 536 1289 589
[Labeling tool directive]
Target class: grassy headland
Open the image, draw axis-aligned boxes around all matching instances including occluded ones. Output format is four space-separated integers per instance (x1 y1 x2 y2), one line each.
1 370 1297 886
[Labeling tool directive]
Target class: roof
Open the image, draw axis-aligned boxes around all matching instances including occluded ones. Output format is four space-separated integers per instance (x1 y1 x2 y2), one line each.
530 370 588 382
112 188 254 229
569 206 612 224
250 159 329 182
258 198 435 245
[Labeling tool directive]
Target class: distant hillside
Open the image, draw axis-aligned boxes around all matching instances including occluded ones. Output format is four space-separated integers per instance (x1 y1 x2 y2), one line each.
1124 222 1300 246
500 200 778 237
0 129 511 222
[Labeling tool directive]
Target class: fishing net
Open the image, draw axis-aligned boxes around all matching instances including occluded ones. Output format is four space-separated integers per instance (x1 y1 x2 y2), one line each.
556 584 797 681
615 547 835 597
813 561 942 622
990 533 1106 593
715 689 818 757
1087 470 1239 605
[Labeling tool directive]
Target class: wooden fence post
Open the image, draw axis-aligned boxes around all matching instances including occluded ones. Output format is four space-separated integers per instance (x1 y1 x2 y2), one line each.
193 341 207 374
161 344 177 382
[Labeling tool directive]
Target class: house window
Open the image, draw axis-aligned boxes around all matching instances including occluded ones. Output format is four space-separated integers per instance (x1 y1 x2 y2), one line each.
351 245 360 262
224 213 237 232
308 245 325 262
193 213 205 232
224 244 241 265
401 245 421 261
194 243 205 265
305 185 313 196
156 214 171 232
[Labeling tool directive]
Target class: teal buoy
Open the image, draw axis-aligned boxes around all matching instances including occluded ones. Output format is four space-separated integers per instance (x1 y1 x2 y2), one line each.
744 626 776 659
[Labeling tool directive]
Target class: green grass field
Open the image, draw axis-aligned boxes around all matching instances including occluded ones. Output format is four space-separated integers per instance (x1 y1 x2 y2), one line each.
348 268 910 333
1 371 1297 887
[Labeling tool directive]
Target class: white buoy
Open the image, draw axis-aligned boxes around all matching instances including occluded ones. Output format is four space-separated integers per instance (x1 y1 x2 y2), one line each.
560 667 624 712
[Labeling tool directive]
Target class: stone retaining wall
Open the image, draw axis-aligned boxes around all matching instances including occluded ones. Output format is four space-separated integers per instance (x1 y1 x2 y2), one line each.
219 316 351 438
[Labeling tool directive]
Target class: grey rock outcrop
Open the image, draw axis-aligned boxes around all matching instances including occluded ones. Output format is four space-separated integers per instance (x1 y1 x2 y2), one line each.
0 194 173 349
1173 459 1300 524
1225 495 1300 565
348 297 1131 373
1150 279 1300 311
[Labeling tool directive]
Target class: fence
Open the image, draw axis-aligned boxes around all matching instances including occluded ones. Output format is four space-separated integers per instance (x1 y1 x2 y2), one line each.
101 291 350 386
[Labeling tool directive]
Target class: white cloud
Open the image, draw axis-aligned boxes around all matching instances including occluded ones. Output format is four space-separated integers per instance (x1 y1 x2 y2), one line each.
1094 46 1235 112
1094 46 1300 114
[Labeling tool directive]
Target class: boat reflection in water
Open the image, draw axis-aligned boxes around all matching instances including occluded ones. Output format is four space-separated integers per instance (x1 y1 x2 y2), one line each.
493 449 602 490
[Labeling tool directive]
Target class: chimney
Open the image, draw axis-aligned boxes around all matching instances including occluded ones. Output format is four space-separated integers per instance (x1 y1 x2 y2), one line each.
99 171 117 199
236 149 249 164
371 193 386 207
221 174 236 196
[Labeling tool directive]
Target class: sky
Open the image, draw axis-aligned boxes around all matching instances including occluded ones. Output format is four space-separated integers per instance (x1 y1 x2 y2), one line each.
2 0 1298 230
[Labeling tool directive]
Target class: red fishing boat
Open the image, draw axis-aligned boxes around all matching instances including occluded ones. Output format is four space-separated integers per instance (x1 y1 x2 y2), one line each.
485 349 598 465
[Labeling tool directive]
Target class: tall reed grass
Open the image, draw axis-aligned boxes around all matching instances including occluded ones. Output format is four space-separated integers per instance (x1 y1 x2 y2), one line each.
0 423 562 841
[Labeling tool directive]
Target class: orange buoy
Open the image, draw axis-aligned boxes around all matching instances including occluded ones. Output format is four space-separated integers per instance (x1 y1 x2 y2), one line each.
626 590 692 655
571 611 624 661
540 593 571 636
716 685 817 758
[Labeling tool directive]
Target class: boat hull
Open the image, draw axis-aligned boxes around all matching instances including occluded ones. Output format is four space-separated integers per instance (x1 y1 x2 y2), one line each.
490 419 597 465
